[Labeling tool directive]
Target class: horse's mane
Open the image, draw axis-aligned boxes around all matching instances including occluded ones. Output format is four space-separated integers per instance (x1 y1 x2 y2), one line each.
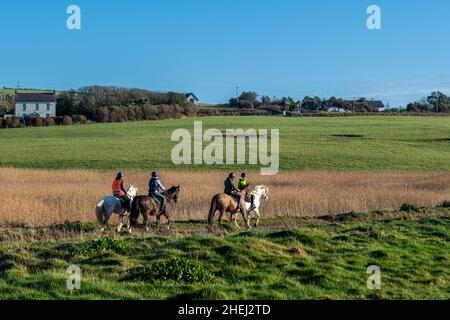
166 185 180 193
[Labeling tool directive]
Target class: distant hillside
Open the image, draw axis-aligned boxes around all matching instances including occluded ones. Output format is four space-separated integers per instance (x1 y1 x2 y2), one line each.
0 88 60 96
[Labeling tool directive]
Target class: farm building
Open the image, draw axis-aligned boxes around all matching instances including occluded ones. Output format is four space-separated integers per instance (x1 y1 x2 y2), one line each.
15 92 56 118
185 93 199 105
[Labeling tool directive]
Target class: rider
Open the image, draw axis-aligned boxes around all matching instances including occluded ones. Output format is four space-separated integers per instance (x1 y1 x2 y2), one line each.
238 173 256 211
148 171 167 214
112 172 131 211
224 172 242 210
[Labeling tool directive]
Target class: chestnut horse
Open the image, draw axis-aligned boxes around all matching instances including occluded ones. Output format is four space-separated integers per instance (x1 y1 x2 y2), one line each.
207 191 251 230
129 185 180 232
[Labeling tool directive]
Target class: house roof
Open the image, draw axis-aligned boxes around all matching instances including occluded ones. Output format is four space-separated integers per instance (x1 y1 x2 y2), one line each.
185 92 199 101
367 100 385 108
15 92 56 103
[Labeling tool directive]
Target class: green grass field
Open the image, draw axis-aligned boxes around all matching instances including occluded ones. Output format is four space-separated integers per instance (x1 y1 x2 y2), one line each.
0 209 448 299
1 116 450 171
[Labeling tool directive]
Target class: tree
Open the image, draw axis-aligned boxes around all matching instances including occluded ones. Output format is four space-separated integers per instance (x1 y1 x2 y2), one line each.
282 97 296 111
427 91 448 113
261 96 271 105
301 96 322 111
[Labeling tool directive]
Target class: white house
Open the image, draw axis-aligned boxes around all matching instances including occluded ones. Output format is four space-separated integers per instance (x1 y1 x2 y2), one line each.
15 92 56 118
185 93 199 105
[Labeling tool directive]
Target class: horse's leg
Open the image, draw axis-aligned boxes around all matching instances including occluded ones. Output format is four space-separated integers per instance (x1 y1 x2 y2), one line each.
164 211 171 230
254 208 261 228
102 213 112 232
156 213 162 230
232 210 241 229
117 215 124 233
143 213 150 232
242 209 251 230
218 208 225 227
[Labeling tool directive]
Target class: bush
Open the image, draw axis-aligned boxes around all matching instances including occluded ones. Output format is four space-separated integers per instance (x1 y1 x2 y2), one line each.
45 117 55 126
81 237 130 256
11 117 21 128
400 203 420 212
63 115 73 125
35 117 44 127
123 257 213 283
2 118 12 128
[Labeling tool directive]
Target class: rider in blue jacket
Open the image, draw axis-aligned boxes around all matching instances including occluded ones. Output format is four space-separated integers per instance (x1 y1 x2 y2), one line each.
149 171 167 213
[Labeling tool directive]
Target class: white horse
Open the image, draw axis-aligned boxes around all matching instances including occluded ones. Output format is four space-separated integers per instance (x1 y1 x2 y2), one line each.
244 185 270 228
95 185 138 233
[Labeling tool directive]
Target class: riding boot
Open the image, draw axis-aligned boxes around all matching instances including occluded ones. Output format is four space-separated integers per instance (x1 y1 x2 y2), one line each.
250 196 256 211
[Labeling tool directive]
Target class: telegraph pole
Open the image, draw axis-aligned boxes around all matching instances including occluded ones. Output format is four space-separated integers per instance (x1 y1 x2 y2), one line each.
436 95 440 113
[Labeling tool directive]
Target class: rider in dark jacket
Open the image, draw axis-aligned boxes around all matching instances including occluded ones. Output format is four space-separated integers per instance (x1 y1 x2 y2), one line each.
149 171 167 213
224 173 242 209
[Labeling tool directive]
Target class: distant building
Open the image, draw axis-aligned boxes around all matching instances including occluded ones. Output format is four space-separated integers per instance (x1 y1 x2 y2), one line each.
15 92 56 118
185 93 199 105
328 107 350 113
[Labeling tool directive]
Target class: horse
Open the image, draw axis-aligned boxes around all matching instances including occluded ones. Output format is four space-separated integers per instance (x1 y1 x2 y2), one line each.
95 185 138 233
244 185 269 227
207 189 252 230
129 185 181 232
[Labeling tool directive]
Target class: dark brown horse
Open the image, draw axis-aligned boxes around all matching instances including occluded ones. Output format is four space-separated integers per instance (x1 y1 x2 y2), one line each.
129 185 180 232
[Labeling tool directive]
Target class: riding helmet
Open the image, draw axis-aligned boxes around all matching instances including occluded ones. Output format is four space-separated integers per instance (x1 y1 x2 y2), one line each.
152 171 158 178
117 172 124 179
229 172 236 179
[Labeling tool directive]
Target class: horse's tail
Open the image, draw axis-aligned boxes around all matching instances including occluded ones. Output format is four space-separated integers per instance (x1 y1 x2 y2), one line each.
95 200 105 225
208 195 220 227
130 197 141 227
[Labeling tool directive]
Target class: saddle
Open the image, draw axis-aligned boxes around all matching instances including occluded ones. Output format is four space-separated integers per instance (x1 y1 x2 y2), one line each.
115 195 130 211
151 196 162 205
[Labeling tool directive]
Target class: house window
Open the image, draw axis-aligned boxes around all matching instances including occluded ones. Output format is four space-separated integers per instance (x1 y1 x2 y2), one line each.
46 103 50 111
46 113 50 118
22 104 26 111
35 103 39 111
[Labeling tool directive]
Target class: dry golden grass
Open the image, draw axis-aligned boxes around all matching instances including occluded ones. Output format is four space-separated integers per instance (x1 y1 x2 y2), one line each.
1 168 449 227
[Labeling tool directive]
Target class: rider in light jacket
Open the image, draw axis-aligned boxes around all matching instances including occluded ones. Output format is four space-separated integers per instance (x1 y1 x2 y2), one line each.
148 171 167 213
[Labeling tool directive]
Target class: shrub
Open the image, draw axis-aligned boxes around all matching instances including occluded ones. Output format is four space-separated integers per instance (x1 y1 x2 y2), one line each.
11 117 21 128
400 203 420 212
81 237 129 256
2 118 12 128
63 115 73 125
35 117 44 127
97 107 110 123
45 117 55 126
123 257 213 283
79 115 87 124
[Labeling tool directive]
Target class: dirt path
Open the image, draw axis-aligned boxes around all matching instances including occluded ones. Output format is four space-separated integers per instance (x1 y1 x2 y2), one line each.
1 207 448 242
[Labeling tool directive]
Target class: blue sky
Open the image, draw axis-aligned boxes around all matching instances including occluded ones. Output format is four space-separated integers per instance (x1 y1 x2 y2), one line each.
1 0 450 106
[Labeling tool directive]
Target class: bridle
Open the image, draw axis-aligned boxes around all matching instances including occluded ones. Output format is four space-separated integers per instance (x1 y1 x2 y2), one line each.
163 187 179 203
253 186 269 200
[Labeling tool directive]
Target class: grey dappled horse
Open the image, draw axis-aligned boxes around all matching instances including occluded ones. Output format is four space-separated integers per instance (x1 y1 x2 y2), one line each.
95 185 138 233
